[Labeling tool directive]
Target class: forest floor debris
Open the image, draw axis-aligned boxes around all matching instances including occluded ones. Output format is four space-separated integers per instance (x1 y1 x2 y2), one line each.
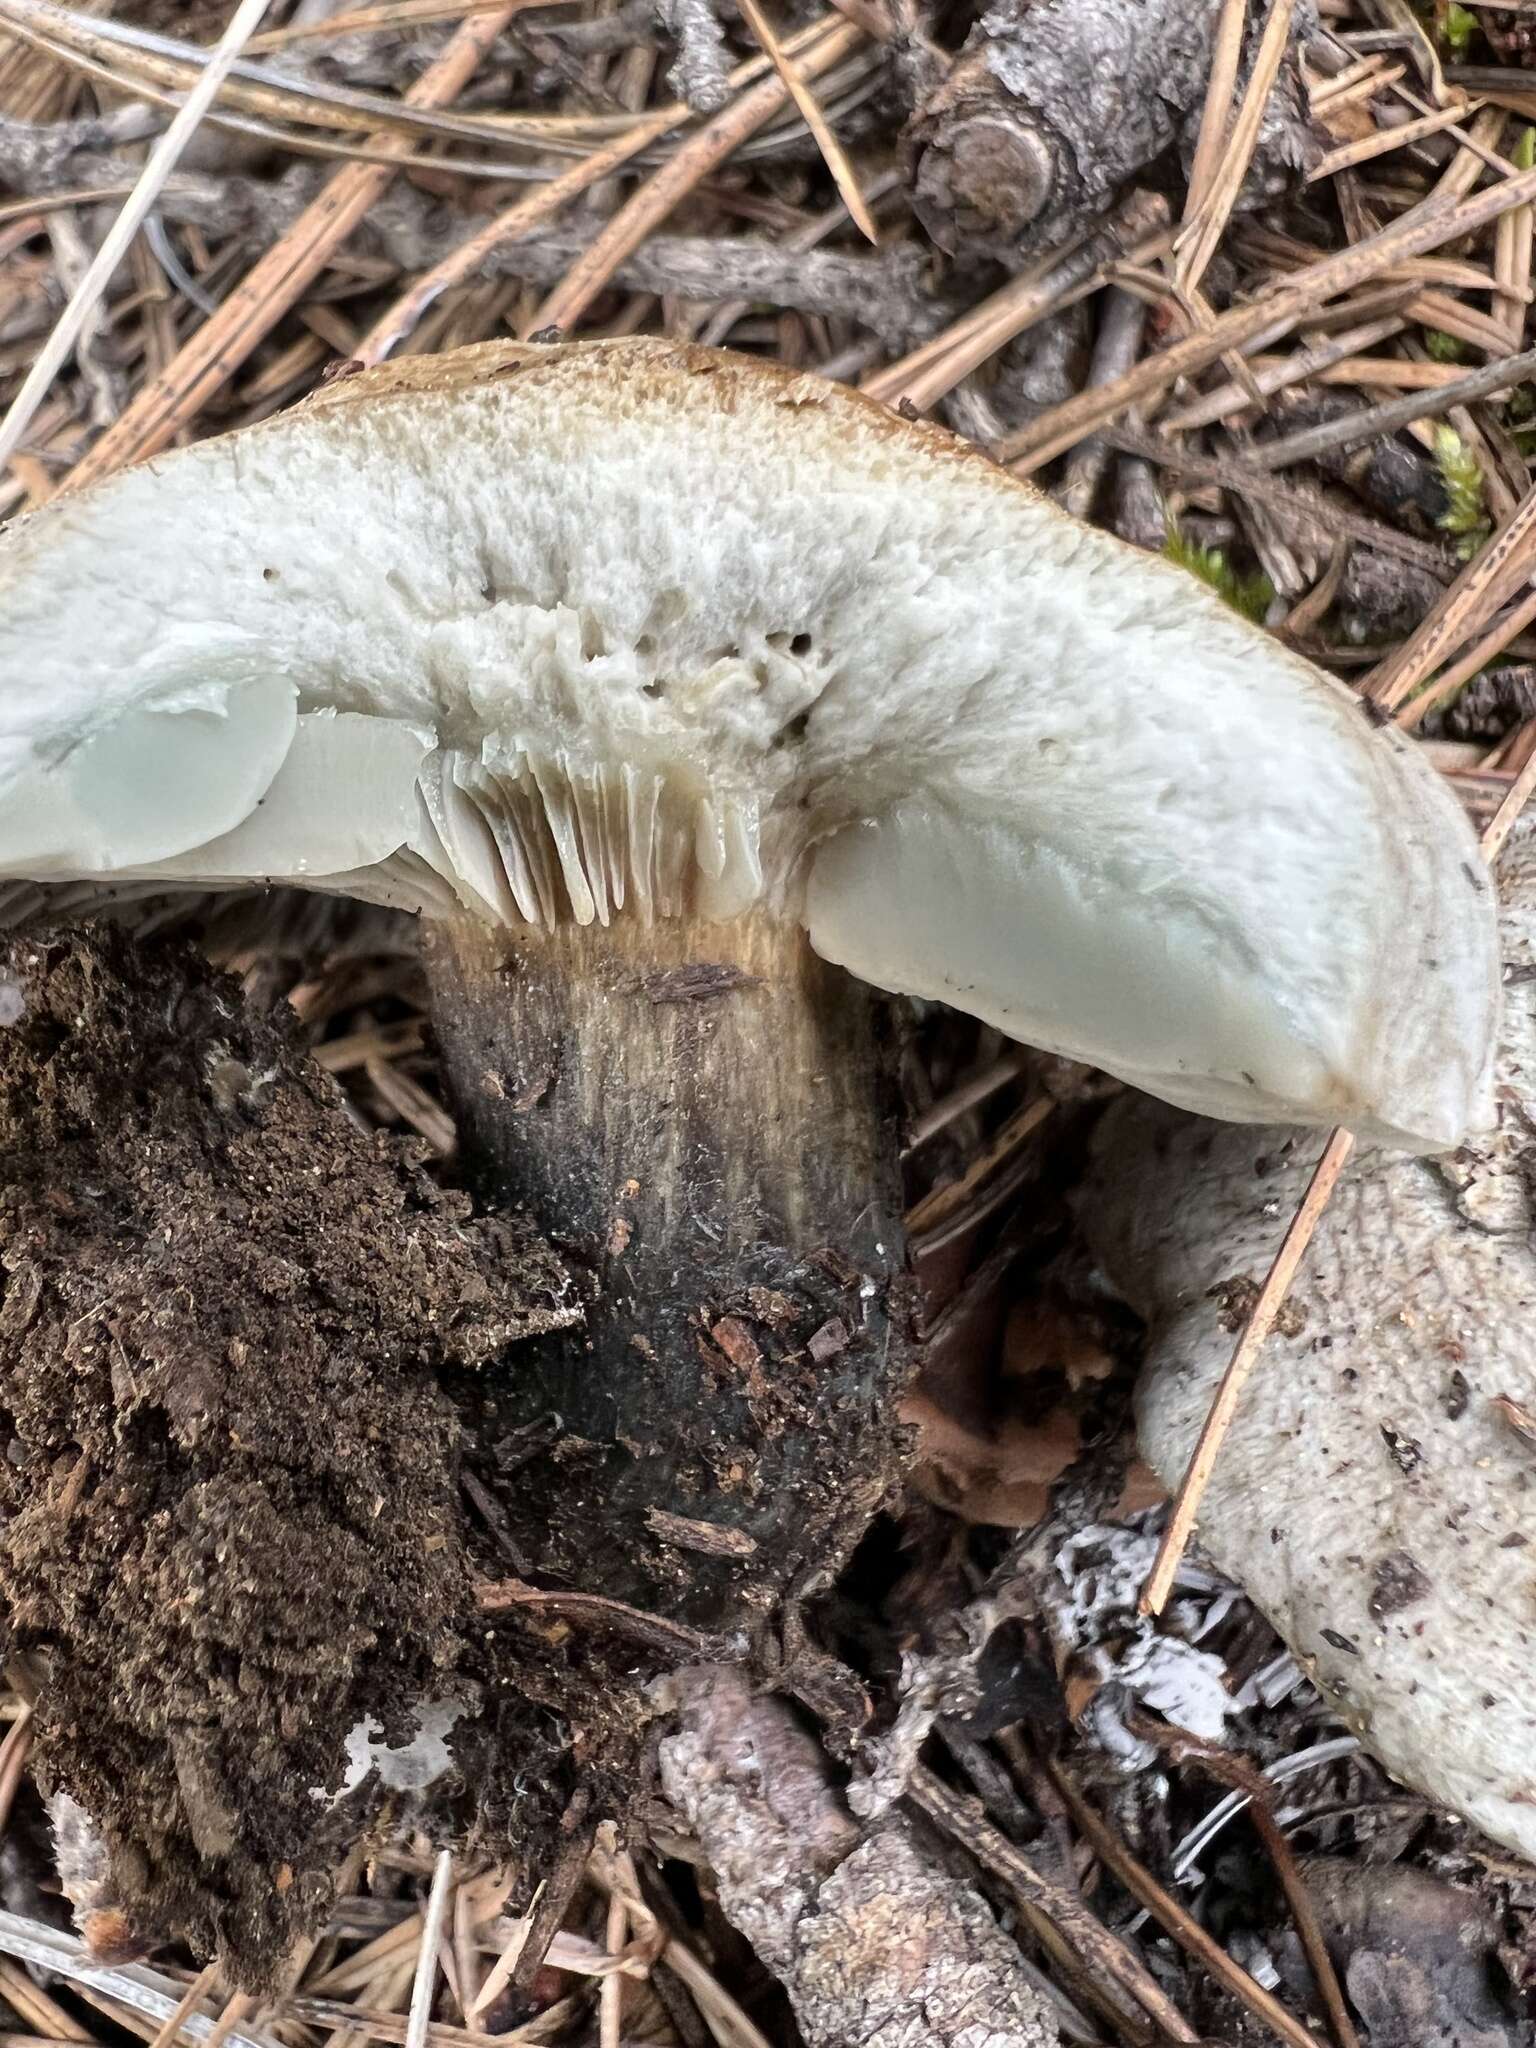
2 0 1536 2040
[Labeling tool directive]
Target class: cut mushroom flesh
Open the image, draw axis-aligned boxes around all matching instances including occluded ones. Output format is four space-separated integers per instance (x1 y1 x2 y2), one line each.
0 338 1500 1152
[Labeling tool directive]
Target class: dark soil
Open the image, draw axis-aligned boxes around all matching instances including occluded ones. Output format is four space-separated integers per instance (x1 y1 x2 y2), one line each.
0 928 572 1984
0 919 925 1996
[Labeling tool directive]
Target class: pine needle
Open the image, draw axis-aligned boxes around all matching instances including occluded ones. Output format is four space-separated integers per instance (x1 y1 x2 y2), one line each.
60 4 518 487
735 0 878 243
0 0 275 475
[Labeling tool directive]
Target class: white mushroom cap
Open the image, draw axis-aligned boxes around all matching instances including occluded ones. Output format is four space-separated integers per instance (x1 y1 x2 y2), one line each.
0 339 1498 1150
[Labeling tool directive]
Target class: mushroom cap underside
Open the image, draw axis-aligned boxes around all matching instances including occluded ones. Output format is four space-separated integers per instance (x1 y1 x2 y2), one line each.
0 337 1500 1151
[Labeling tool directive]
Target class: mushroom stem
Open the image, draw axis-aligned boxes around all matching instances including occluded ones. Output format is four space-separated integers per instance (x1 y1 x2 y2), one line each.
425 912 912 1636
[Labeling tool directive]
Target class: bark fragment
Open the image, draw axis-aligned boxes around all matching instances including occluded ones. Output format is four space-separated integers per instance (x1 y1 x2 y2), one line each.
656 0 733 112
657 1665 1058 2048
906 0 1320 260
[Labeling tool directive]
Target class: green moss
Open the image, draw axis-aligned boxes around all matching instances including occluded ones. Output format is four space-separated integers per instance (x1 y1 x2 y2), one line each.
1511 378 1536 457
1424 328 1468 363
1413 0 1479 53
1439 1 1479 55
1163 523 1275 624
1433 424 1490 559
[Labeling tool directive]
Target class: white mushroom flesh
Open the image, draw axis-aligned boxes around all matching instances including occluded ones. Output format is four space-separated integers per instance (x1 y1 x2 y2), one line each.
0 338 1499 1150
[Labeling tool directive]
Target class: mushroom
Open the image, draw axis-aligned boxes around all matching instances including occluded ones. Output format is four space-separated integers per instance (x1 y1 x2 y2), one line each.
0 337 1502 1624
1076 817 1536 1860
0 339 1498 1142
